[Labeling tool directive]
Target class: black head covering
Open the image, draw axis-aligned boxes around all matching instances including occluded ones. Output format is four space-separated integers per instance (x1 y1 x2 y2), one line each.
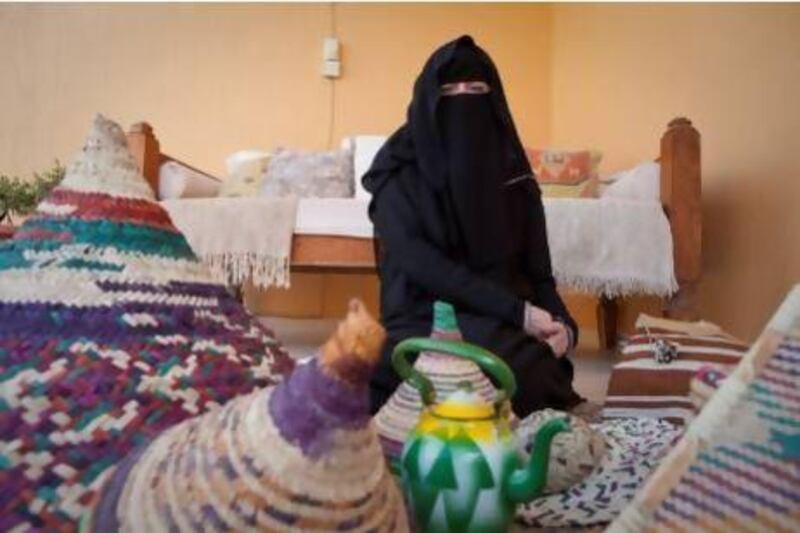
364 35 537 268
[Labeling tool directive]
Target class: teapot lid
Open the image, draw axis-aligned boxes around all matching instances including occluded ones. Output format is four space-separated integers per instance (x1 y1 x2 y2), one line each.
431 385 494 420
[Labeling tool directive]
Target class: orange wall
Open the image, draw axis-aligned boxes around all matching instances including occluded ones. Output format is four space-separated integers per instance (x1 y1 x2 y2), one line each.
551 3 800 339
0 3 552 176
1 4 330 177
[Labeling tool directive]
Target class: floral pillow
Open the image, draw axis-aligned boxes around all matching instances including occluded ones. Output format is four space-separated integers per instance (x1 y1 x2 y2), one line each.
526 148 602 198
219 150 270 198
262 147 354 198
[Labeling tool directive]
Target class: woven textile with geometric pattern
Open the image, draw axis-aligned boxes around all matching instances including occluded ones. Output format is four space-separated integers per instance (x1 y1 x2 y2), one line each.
609 285 800 532
515 417 679 528
86 300 407 532
0 115 294 531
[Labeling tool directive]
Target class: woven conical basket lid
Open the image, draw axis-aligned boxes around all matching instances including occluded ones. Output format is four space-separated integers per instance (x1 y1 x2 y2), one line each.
0 115 293 531
89 300 408 532
374 302 499 461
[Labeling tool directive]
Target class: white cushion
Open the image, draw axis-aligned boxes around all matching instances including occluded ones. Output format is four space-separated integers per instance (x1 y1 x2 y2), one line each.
352 135 387 199
601 161 660 202
158 161 221 199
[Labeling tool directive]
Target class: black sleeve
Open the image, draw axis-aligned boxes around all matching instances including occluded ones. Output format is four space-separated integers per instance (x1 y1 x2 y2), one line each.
373 179 525 327
524 182 580 344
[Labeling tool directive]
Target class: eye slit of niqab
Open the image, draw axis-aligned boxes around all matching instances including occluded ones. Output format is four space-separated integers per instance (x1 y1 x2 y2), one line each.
440 81 491 96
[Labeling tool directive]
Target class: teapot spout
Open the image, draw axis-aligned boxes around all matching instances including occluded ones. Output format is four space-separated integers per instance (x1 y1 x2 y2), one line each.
506 417 570 503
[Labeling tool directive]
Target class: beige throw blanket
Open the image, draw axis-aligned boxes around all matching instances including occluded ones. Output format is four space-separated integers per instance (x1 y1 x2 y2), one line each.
545 198 678 297
161 197 297 289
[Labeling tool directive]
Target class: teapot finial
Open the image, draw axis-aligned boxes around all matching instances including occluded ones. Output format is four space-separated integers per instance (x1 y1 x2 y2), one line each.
433 300 458 333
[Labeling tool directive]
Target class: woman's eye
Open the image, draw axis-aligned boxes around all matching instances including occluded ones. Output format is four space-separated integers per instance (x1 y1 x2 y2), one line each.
441 81 491 96
465 82 490 93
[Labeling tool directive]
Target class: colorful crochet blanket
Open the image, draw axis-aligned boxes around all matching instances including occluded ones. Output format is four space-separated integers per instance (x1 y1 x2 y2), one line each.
0 115 294 531
609 285 800 532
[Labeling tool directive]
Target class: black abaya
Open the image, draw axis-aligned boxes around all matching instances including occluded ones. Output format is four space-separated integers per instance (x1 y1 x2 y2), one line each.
364 36 583 417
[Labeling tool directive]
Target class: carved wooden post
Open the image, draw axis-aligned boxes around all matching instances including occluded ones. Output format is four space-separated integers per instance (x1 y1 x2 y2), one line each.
597 296 619 351
661 117 702 319
126 122 161 196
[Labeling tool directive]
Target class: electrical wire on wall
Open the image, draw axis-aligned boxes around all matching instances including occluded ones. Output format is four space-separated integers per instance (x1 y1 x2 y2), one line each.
326 2 337 150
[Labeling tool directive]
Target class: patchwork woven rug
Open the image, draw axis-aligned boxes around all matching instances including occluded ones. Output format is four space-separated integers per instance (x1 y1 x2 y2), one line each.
609 285 800 532
0 115 294 531
515 417 679 528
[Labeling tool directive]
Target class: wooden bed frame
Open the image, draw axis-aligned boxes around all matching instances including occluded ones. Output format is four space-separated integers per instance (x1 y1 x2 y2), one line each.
125 118 702 348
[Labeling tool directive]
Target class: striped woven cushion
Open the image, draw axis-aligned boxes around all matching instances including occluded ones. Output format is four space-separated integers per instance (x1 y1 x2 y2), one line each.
603 315 749 425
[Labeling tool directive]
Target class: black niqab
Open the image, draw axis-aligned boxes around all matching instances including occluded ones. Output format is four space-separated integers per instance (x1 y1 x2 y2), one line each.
364 35 534 268
363 35 582 417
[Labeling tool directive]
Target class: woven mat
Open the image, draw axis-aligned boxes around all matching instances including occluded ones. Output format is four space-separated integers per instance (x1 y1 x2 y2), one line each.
609 285 800 532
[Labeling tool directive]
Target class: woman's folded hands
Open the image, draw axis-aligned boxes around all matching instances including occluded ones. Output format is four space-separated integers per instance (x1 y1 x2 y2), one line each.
523 302 572 357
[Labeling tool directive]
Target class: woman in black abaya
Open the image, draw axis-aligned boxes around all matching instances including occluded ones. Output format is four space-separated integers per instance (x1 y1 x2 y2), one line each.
364 36 590 418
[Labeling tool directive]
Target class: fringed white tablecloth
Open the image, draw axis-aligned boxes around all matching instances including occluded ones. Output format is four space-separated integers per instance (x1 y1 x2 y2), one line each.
162 197 297 289
544 198 678 297
164 195 677 297
294 197 677 298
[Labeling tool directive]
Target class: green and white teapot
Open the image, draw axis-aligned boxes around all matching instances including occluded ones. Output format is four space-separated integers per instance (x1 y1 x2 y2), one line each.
393 337 570 533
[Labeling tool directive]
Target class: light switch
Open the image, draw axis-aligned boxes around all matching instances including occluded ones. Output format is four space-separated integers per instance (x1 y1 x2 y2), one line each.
323 37 340 62
322 37 341 78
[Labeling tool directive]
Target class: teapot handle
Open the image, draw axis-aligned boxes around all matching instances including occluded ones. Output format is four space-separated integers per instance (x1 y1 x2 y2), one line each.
391 337 517 408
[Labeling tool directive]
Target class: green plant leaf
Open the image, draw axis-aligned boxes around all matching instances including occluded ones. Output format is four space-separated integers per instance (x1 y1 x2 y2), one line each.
0 162 65 222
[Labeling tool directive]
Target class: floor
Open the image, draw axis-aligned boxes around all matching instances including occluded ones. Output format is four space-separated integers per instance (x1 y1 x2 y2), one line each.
261 317 613 405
